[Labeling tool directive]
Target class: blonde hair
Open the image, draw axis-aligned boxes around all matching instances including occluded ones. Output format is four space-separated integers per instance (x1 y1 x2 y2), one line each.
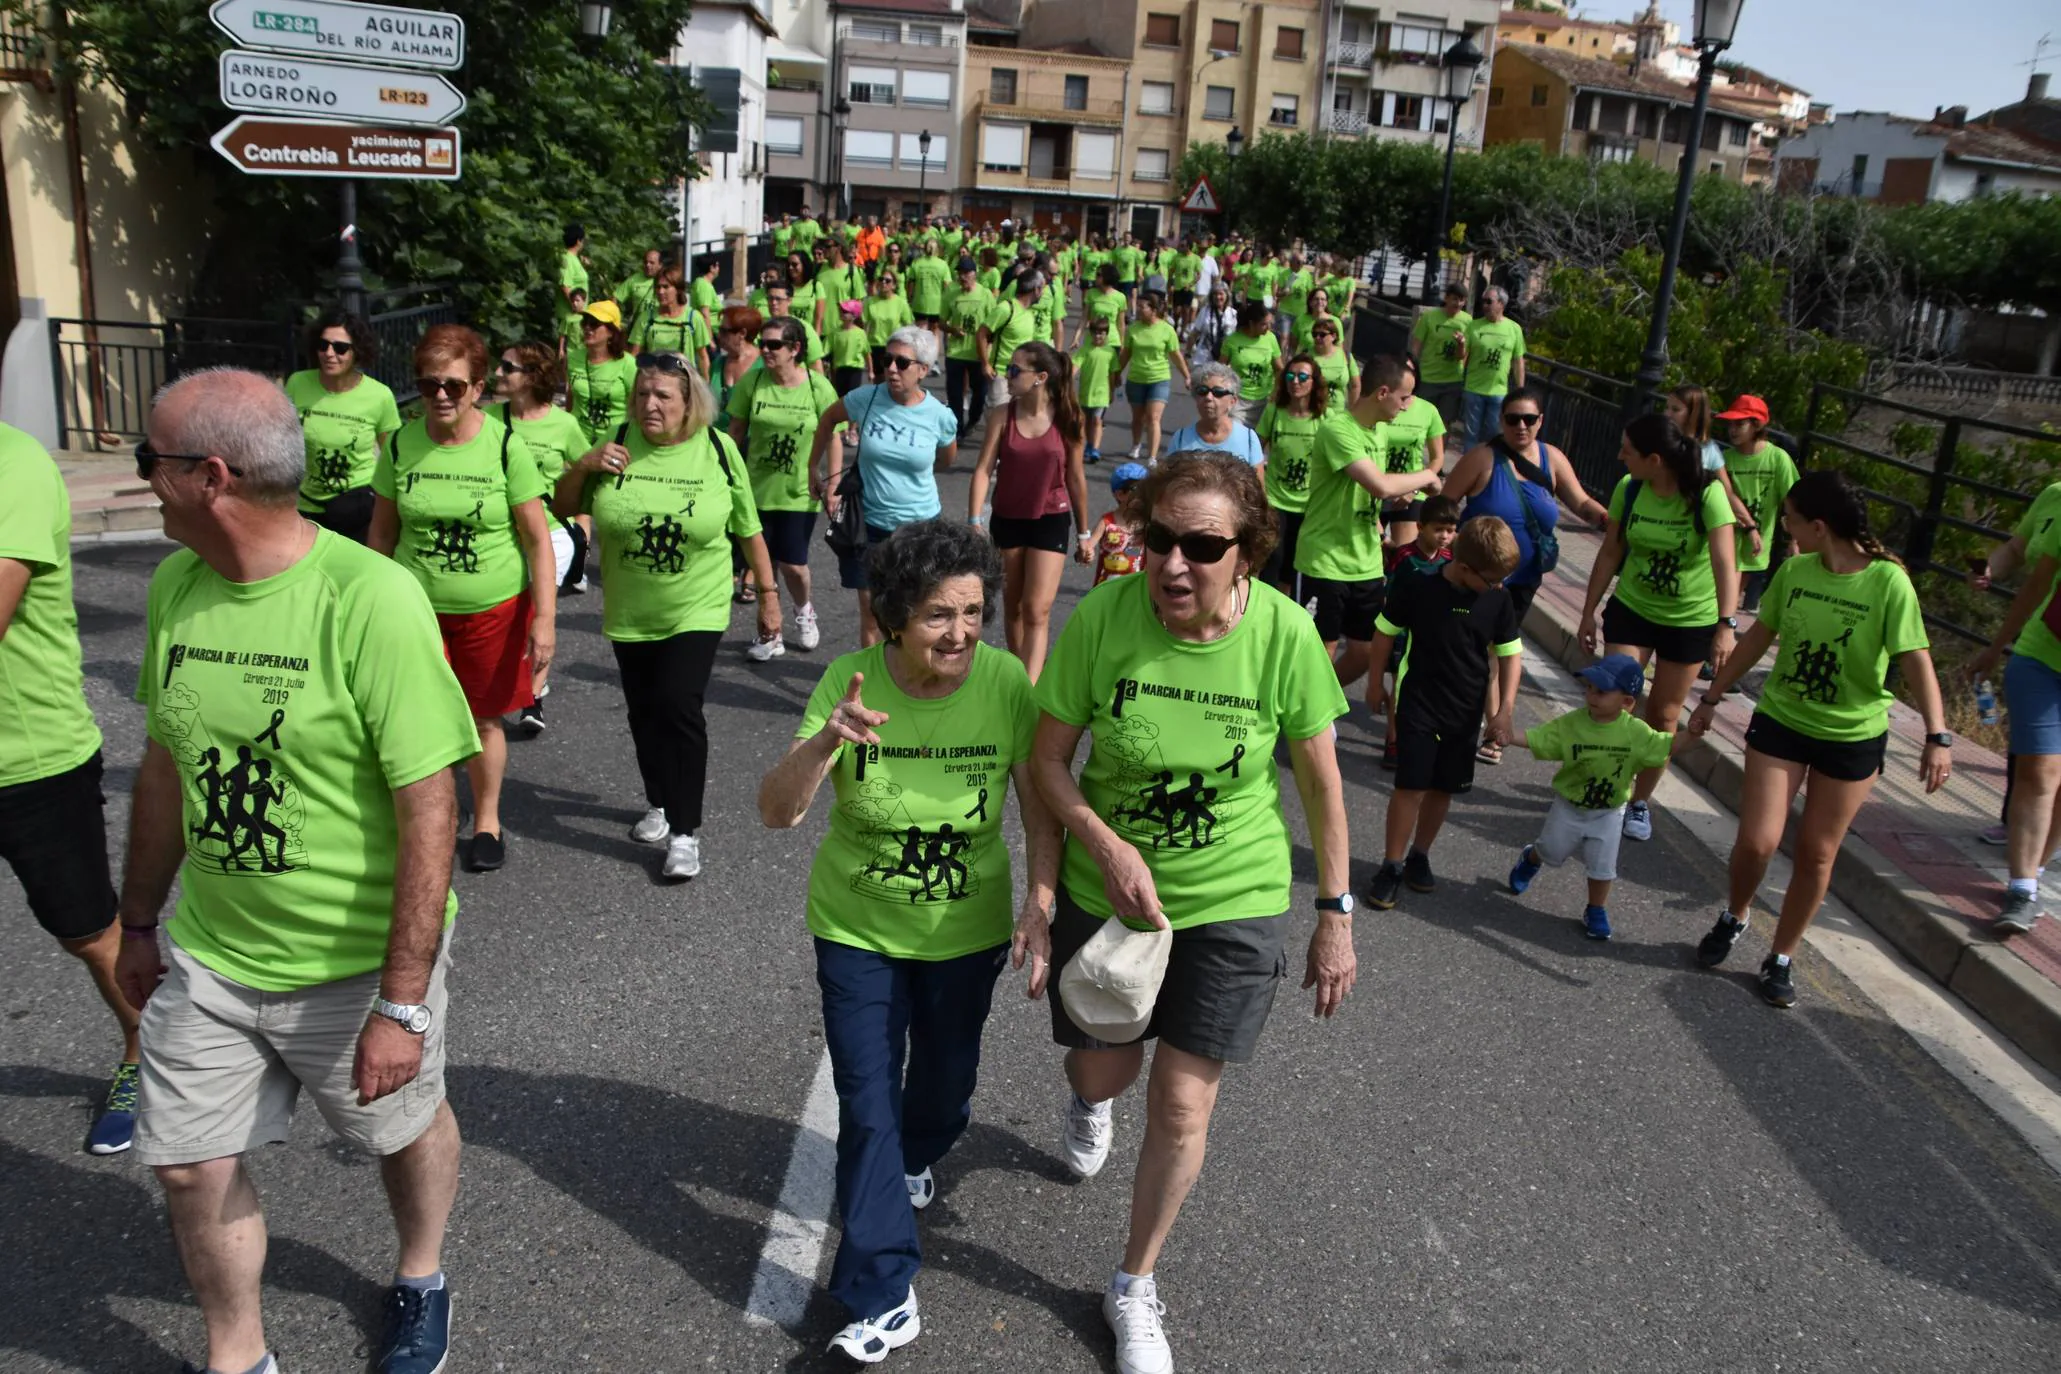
633 358 719 436
1457 515 1521 580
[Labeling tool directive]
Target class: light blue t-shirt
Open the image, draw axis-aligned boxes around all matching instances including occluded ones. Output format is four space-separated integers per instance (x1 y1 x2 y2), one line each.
845 383 960 530
1164 421 1265 468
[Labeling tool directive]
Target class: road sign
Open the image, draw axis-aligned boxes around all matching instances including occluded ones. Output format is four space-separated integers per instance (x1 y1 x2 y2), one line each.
210 116 461 180
1180 177 1222 215
209 0 465 71
219 50 467 126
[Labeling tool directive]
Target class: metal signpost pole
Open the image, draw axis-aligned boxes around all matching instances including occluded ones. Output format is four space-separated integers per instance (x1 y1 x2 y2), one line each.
338 178 366 318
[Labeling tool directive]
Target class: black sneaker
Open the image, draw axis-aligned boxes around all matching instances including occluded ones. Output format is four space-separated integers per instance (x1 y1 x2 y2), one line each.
467 831 505 873
1758 954 1797 1008
1696 911 1748 968
1403 849 1436 893
376 1282 452 1373
517 699 546 736
1366 861 1405 910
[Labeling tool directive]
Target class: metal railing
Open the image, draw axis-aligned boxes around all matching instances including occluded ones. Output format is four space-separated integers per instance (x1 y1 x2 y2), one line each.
1329 108 1369 136
1525 356 1643 504
1329 40 1373 68
49 320 173 451
0 11 49 86
1887 363 2061 407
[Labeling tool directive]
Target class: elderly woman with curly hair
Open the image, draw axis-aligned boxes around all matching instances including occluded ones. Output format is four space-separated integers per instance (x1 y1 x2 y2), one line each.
759 518 1057 1364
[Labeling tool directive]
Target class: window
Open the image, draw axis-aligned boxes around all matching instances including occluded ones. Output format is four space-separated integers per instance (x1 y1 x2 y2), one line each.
900 133 946 169
981 122 1026 171
1276 26 1304 59
1635 103 1659 138
1390 94 1424 128
1489 85 1504 107
1531 84 1548 107
766 114 804 155
1384 23 1446 62
846 129 894 165
849 20 897 43
1593 140 1634 164
1572 92 1593 129
1709 160 1725 176
1065 74 1088 110
905 24 944 46
1145 12 1180 46
1140 80 1175 115
1535 30 1548 43
1974 171 1996 198
1269 93 1298 127
989 68 1017 103
1204 85 1234 121
1076 131 1117 179
903 69 951 107
1210 19 1239 52
1727 119 1748 147
849 65 896 104
1135 147 1171 181
1849 153 1869 192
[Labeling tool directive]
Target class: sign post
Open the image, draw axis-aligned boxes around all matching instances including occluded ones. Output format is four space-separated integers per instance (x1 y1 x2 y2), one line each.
208 0 465 70
1179 177 1222 215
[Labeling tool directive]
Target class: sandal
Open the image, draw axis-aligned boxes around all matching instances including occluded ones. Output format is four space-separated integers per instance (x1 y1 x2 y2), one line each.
735 582 756 604
1476 741 1504 765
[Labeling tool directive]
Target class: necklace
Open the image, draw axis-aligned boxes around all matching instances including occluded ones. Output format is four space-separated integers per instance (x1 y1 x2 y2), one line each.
1155 576 1250 642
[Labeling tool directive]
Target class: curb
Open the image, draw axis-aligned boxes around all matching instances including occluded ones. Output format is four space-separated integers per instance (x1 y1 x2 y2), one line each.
1521 595 2061 1079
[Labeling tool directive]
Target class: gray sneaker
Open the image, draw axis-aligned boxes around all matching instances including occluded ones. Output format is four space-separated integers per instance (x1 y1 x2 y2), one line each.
1995 888 2044 936
630 808 669 846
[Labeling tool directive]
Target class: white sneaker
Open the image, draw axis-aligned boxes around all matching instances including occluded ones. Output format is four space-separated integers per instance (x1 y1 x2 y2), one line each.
630 808 669 846
828 1286 920 1364
1103 1274 1172 1374
748 633 786 662
661 834 702 880
795 603 822 651
1622 800 1654 842
1062 1095 1113 1179
905 1167 934 1210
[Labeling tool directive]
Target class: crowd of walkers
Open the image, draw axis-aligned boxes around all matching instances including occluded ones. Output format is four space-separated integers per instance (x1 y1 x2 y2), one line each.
1 207 2055 1374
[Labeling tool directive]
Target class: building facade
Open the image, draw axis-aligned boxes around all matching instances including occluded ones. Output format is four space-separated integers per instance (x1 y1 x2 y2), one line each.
1774 103 2061 205
1484 43 1761 182
1318 1 1501 144
671 1 776 249
830 0 966 222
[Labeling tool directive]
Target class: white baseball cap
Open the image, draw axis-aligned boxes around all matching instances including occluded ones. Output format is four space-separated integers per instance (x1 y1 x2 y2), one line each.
1059 915 1172 1042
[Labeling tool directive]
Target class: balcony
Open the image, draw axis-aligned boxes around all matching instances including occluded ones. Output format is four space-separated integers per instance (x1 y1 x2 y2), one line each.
0 13 51 90
1329 108 1369 137
1328 40 1373 69
975 94 1126 128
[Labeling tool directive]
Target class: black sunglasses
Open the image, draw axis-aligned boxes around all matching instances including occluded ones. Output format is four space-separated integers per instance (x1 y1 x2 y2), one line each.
637 353 694 375
883 354 922 372
1194 385 1238 400
496 360 529 375
1503 412 1543 427
313 339 354 356
1144 522 1238 564
135 438 244 482
759 336 794 351
416 377 474 400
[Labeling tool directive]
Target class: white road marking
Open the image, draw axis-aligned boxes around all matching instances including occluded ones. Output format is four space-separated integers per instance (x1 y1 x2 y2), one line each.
744 1049 841 1330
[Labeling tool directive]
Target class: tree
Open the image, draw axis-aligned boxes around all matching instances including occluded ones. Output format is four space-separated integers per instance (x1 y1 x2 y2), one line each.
11 0 709 341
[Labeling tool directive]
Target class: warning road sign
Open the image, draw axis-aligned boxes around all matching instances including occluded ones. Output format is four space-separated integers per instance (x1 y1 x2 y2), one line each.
1180 177 1221 215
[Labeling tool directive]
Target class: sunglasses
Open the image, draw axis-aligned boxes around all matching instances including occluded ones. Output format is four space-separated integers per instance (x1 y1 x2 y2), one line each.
1143 522 1238 564
1284 371 1313 384
759 336 794 351
883 354 922 372
1503 412 1542 427
496 360 529 375
1194 386 1238 400
314 339 354 356
135 438 244 482
637 353 693 375
416 377 474 400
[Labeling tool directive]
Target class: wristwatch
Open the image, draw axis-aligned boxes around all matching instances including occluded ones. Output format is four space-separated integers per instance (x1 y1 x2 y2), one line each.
1926 731 1954 748
1719 615 1740 629
373 998 434 1035
1317 894 1355 916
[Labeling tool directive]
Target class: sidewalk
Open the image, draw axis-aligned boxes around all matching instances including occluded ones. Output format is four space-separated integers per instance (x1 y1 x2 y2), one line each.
1525 523 2061 1076
59 449 162 541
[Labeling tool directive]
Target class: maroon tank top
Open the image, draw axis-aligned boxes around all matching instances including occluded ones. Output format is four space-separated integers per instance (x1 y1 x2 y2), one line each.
990 402 1070 519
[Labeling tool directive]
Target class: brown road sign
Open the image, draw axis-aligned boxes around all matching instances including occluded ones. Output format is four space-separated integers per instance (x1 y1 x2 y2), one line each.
209 116 461 179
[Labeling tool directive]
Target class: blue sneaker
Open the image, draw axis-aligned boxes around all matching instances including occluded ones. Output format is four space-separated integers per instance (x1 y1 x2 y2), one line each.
376 1283 451 1374
1583 905 1613 941
1508 845 1543 895
86 1062 139 1156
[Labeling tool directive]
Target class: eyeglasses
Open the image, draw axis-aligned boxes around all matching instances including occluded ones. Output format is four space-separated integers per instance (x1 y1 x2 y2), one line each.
1143 522 1238 564
636 353 693 375
883 354 922 373
135 438 244 482
1503 413 1542 428
767 295 791 306
1284 371 1313 384
314 339 354 356
416 377 474 401
496 360 529 375
1194 386 1238 400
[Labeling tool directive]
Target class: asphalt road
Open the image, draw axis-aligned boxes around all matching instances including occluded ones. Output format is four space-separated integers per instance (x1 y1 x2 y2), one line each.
4 376 2061 1373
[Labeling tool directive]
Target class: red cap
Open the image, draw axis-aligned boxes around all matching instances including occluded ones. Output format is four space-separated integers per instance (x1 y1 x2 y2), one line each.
1715 394 1770 424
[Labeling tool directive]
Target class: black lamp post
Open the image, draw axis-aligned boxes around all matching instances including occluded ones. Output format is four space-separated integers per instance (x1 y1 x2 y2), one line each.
831 96 852 220
1627 0 1745 417
1224 124 1243 236
918 129 932 216
577 1 613 39
1423 33 1484 305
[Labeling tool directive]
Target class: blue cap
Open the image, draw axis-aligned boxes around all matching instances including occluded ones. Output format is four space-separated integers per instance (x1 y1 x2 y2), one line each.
1110 462 1148 493
1576 653 1645 696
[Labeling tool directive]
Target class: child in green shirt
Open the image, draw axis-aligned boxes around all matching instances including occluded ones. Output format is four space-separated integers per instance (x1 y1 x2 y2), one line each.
829 300 870 396
1073 318 1120 464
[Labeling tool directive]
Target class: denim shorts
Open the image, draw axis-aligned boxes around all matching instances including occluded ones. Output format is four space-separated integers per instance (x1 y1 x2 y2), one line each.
1125 379 1171 406
2006 651 2061 756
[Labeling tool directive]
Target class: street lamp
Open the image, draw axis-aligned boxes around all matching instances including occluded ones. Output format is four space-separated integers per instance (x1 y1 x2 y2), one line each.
1627 0 1746 416
918 129 932 217
831 96 852 221
1225 124 1243 237
1422 33 1484 305
577 1 613 40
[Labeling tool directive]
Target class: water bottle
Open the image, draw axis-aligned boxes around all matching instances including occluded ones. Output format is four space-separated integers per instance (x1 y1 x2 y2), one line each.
1975 677 1999 727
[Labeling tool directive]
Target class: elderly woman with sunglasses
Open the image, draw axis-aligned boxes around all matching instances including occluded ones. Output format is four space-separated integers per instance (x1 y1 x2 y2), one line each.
1024 454 1354 1374
809 326 959 648
370 324 556 874
555 352 777 883
1162 362 1265 473
287 308 401 545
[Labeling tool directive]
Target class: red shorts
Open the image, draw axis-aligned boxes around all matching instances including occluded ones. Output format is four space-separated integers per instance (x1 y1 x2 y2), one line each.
437 588 534 718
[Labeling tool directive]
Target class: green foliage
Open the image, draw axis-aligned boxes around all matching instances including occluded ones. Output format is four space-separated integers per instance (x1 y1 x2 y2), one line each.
1878 192 2061 316
10 0 707 341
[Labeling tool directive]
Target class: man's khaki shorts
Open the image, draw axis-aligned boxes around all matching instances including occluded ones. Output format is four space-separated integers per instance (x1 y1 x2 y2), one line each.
133 931 452 1167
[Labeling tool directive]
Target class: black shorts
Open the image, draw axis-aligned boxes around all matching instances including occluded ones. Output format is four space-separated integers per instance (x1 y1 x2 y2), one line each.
1 752 117 942
915 313 941 325
838 523 896 591
306 486 374 544
1305 574 1384 644
1260 511 1305 586
1171 289 1195 309
1744 710 1887 782
1391 712 1478 794
1601 597 1718 666
1741 567 1774 614
991 511 1074 554
1048 885 1287 1064
760 509 817 567
1506 581 1540 624
832 366 867 397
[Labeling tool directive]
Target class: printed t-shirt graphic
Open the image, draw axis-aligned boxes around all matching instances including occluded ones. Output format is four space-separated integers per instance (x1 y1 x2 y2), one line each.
285 371 402 509
799 643 1035 959
1222 330 1282 403
0 426 101 787
1296 410 1391 583
1376 572 1523 737
1311 348 1359 413
1257 404 1322 514
729 368 839 513
569 354 638 443
1526 710 1675 810
1462 316 1526 396
1036 575 1347 928
1382 396 1446 474
136 530 479 992
637 310 712 361
505 406 589 485
842 384 959 528
1758 554 1928 741
1721 443 1798 573
582 425 761 641
373 414 549 614
1606 476 1738 628
1410 309 1471 386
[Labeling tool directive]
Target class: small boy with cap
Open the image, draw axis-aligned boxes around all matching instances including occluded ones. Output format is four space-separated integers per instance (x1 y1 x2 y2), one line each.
1092 463 1149 586
1507 653 1687 939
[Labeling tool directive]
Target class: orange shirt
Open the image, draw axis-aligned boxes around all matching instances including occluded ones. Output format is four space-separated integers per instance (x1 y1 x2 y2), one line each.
856 225 885 266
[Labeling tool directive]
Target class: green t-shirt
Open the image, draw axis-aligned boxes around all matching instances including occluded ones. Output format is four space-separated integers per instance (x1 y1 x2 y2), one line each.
286 371 402 510
0 426 101 787
772 223 796 257
1112 244 1145 281
728 367 838 513
1758 554 1929 741
691 276 722 318
978 266 1002 293
1605 476 1738 628
983 297 1039 362
1168 251 1202 291
1075 343 1120 410
1030 290 1063 347
1297 411 1390 582
636 309 712 361
2013 481 2061 543
1278 268 1314 317
558 250 589 320
1722 442 1798 573
1311 349 1359 414
620 273 659 334
1525 707 1675 810
1035 575 1348 928
863 293 913 348
798 643 1034 959
792 220 822 255
2016 506 2061 674
1222 329 1282 402
1123 318 1181 385
943 282 991 363
1257 404 1323 514
1322 274 1356 314
829 322 871 370
568 354 639 444
372 414 549 615
1463 317 1526 397
818 263 866 309
138 531 478 992
578 425 760 641
1084 288 1128 341
906 256 951 316
1410 308 1471 386
503 404 590 485
1381 395 1445 473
